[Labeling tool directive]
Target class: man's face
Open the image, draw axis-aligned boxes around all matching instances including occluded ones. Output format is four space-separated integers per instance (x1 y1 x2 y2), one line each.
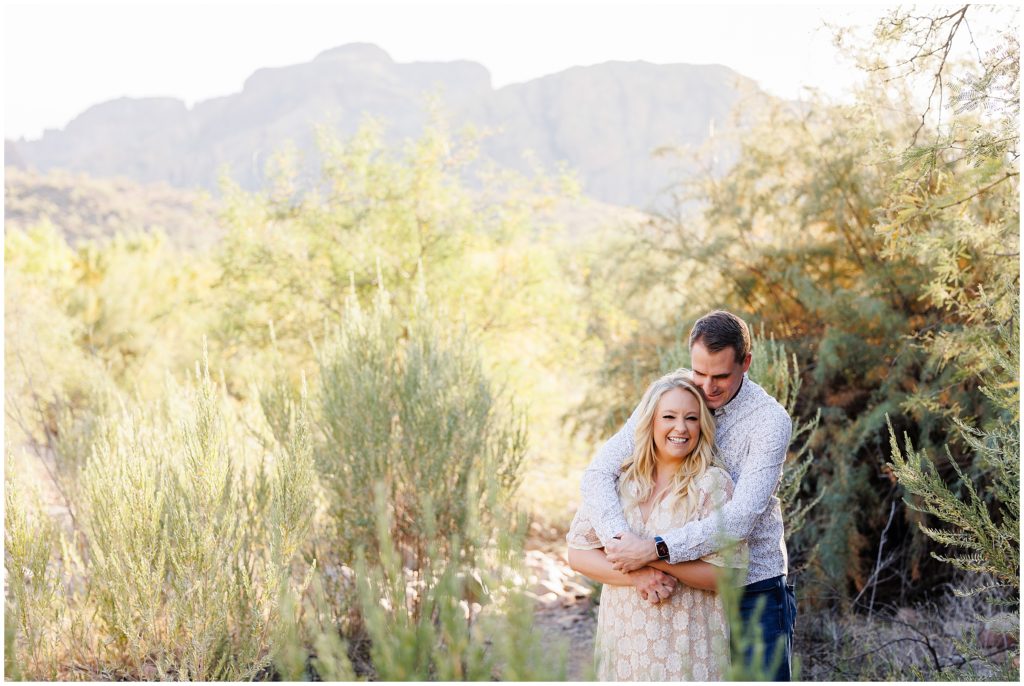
689 341 751 410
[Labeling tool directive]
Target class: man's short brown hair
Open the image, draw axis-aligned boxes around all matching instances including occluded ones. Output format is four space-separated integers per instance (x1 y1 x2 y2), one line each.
688 310 751 363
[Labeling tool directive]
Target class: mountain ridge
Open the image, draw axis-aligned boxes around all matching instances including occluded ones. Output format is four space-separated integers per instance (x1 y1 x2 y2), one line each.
6 43 761 208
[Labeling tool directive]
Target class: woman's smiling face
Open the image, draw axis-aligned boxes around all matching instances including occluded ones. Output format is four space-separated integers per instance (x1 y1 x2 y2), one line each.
652 386 701 463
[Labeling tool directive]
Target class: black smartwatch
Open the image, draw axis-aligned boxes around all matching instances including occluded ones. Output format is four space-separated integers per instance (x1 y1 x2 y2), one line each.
654 535 670 561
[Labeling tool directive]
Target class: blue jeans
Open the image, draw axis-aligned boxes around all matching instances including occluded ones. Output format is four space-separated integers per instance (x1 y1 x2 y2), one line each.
736 575 797 681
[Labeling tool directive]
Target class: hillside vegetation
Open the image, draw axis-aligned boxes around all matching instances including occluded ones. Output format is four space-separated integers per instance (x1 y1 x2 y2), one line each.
4 167 221 249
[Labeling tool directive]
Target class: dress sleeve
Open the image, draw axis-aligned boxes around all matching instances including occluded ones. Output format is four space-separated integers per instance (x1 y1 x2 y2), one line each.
565 508 604 550
696 469 747 569
578 402 641 545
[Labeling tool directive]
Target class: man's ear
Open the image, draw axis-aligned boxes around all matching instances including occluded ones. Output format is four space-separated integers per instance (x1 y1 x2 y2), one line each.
741 353 752 373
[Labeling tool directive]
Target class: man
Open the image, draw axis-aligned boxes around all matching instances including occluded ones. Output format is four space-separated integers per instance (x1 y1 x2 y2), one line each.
579 310 797 680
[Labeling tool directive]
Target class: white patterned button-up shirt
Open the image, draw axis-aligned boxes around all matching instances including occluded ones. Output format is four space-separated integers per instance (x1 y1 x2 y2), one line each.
579 374 791 585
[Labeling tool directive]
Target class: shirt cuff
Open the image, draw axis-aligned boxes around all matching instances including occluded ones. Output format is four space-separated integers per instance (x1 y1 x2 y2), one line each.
596 513 631 546
661 527 697 565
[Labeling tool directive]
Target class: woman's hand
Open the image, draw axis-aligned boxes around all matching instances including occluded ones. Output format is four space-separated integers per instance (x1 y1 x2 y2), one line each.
629 567 677 604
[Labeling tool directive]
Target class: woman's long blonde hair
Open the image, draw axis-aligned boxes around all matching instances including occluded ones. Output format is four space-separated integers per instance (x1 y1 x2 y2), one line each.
619 370 718 523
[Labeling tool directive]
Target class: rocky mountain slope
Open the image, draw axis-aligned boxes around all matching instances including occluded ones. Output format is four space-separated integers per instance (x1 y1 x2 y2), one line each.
7 43 760 208
4 167 221 249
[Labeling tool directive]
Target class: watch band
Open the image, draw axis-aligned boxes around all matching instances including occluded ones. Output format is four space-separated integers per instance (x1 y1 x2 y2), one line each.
654 535 670 561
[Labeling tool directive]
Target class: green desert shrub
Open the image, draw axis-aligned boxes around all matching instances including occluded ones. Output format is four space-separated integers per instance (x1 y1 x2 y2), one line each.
262 481 566 682
4 350 319 680
887 311 1019 677
208 120 592 535
352 484 566 681
4 222 112 456
746 332 824 547
5 223 212 402
315 287 526 572
258 290 561 679
4 458 66 680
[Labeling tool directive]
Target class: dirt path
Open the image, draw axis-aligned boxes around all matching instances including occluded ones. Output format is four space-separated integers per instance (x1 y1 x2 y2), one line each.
523 540 598 680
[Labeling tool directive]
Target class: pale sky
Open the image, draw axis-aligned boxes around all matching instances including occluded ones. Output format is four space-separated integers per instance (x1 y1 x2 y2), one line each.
0 1 958 140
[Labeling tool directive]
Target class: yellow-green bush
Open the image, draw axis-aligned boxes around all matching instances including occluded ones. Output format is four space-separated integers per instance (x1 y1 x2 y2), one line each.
315 289 525 572
352 485 566 680
4 352 318 680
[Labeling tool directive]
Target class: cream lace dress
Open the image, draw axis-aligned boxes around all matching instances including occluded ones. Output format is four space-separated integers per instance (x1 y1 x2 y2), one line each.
567 466 741 681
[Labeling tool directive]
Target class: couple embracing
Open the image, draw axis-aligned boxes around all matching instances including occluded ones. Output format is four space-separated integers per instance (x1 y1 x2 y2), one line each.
568 310 797 681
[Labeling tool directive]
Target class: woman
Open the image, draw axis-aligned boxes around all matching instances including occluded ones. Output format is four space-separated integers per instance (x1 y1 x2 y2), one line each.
567 370 741 681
